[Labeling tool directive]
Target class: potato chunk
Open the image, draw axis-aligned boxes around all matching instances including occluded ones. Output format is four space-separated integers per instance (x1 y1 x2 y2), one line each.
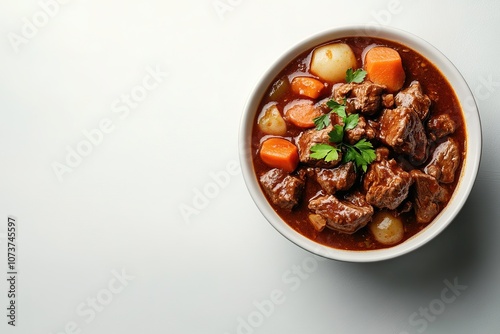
369 211 404 245
308 214 326 232
310 43 357 83
258 103 287 135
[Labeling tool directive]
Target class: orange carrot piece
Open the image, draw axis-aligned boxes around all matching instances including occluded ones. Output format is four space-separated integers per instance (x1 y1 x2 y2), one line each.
291 76 325 99
364 46 406 92
259 138 299 172
284 100 323 128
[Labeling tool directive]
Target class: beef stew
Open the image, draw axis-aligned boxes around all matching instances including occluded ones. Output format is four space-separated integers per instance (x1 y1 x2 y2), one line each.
251 36 466 250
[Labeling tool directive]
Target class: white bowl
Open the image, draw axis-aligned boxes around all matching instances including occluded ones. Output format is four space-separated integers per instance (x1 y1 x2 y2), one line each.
239 25 482 262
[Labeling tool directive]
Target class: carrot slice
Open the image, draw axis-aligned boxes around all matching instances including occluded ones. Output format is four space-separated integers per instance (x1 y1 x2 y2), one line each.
291 76 325 99
364 46 406 92
284 100 323 128
259 138 299 172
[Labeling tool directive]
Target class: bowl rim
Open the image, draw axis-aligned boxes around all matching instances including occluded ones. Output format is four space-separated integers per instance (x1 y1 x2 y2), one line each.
239 25 482 262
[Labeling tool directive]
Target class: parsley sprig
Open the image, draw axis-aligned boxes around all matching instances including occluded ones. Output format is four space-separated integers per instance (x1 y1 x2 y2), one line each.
345 68 367 84
343 139 376 172
310 144 340 163
309 68 375 172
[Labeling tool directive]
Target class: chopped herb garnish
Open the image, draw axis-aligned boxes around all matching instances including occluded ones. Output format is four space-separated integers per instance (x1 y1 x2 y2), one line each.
310 99 375 171
315 99 346 131
313 114 331 130
345 68 367 83
328 124 344 144
343 139 377 172
326 100 346 119
344 114 359 131
310 144 340 162
309 68 375 172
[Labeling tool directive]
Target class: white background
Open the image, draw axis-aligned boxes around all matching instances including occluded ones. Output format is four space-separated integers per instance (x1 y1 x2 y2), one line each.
0 1 499 333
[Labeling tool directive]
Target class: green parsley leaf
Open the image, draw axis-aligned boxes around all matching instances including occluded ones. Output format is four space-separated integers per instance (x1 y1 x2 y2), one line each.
354 138 376 152
344 146 366 172
326 148 340 162
344 114 359 131
355 154 369 171
328 124 344 144
343 146 357 164
326 100 347 119
361 149 376 163
313 114 330 130
310 144 339 162
360 163 369 173
326 99 341 109
343 139 376 172
307 68 375 172
345 68 367 83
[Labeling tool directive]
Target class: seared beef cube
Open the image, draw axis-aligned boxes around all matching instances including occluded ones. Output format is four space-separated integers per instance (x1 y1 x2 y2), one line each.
259 168 304 210
378 106 428 164
368 119 380 137
345 116 377 145
424 138 461 184
391 200 413 217
296 126 342 168
411 170 448 223
382 93 395 108
427 114 457 141
363 159 413 210
344 190 371 207
395 81 431 120
334 81 385 115
313 162 356 194
375 147 390 162
308 193 374 234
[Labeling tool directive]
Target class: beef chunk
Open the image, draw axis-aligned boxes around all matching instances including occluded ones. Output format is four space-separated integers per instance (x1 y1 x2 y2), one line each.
259 168 304 210
427 114 457 141
312 162 356 194
296 125 342 168
363 158 413 210
308 193 374 234
411 170 448 223
344 190 371 207
378 106 428 164
395 81 431 120
345 116 377 145
334 81 385 115
382 93 395 108
391 200 413 217
424 138 461 184
375 147 390 162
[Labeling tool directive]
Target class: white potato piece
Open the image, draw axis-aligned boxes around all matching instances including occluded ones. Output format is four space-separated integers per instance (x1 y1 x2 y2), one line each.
310 43 357 83
369 211 404 246
308 214 326 232
257 103 287 136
